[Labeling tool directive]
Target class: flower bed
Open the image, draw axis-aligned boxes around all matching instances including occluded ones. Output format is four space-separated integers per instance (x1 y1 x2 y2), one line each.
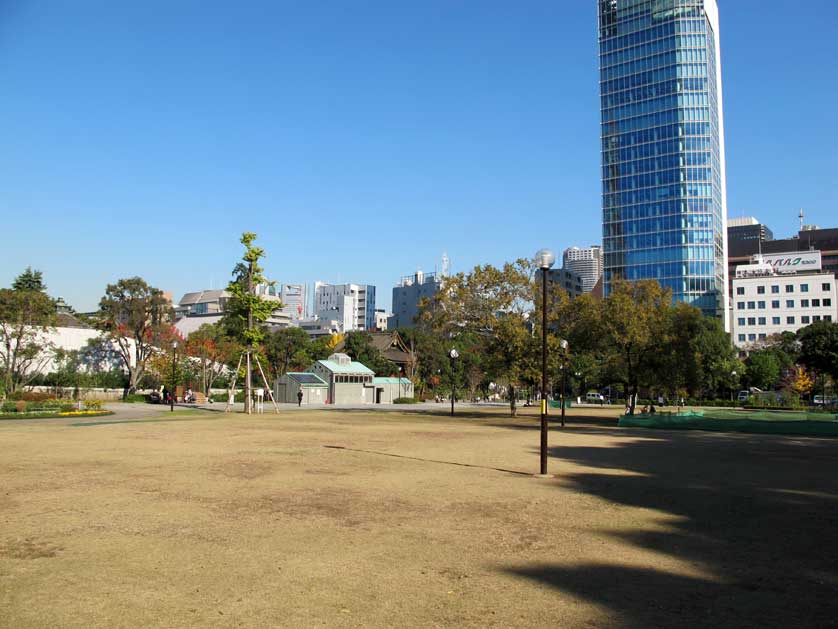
0 410 113 420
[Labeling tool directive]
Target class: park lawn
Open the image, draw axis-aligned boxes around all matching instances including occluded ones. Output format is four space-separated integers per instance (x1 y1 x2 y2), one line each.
1 406 836 628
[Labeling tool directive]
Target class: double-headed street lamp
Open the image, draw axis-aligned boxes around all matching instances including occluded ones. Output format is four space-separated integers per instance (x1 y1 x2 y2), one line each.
535 248 555 476
449 348 459 417
171 341 178 413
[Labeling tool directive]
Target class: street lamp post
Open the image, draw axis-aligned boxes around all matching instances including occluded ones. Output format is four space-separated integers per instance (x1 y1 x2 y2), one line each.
398 366 403 399
535 248 556 476
171 341 178 413
559 339 569 427
731 370 737 402
449 348 459 416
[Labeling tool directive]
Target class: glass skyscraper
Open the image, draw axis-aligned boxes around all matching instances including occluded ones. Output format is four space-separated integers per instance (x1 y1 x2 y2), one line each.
598 0 729 326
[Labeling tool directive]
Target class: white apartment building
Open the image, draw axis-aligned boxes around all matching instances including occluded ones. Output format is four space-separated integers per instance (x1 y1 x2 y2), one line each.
731 252 835 348
562 246 602 293
313 282 376 332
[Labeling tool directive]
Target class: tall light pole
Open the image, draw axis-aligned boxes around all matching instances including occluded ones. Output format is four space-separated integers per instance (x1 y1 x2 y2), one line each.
398 366 403 399
449 348 459 417
535 248 555 476
171 341 178 413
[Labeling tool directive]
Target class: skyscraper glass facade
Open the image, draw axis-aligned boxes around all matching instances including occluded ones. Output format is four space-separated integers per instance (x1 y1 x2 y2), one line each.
598 0 728 323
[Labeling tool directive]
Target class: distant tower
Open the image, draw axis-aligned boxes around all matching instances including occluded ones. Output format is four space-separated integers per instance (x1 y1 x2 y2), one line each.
799 208 804 232
441 252 450 278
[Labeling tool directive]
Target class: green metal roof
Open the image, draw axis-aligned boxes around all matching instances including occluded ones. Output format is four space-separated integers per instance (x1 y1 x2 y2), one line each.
315 360 375 375
372 377 412 385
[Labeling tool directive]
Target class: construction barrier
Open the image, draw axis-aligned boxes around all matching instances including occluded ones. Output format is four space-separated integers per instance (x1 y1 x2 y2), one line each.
618 409 838 437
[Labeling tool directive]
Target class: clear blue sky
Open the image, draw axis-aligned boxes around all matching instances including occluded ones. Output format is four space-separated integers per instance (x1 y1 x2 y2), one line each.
1 1 836 312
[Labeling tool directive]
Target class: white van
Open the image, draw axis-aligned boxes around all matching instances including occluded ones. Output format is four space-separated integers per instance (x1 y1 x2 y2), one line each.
586 391 603 403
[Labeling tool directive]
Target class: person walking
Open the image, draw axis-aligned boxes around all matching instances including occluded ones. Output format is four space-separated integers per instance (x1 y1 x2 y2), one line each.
297 390 304 407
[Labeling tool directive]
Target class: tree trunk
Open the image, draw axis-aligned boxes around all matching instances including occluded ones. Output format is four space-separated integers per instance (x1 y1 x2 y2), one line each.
628 383 638 415
509 384 517 417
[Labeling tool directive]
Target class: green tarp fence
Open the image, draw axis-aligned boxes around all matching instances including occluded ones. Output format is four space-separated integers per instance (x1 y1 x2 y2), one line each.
619 410 838 437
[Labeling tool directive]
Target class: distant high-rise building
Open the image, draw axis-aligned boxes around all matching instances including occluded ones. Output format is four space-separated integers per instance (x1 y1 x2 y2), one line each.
727 217 774 245
599 0 729 327
314 282 376 332
562 246 603 293
544 268 586 298
389 271 443 330
278 283 308 321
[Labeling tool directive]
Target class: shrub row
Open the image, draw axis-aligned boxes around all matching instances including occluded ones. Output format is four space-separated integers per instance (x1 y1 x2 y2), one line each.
210 392 244 403
122 394 150 404
0 399 104 413
393 397 420 404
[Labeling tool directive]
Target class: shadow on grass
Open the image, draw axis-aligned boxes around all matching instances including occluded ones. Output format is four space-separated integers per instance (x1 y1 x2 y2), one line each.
505 433 838 627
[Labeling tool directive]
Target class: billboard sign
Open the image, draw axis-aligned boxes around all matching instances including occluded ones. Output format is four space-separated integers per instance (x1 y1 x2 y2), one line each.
761 251 822 273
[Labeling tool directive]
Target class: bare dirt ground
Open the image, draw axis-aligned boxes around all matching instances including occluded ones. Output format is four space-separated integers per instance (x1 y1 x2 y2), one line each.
1 406 837 628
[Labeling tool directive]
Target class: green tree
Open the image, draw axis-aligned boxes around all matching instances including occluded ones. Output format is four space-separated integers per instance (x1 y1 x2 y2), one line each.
798 321 838 381
745 350 781 391
222 232 279 412
12 267 47 292
0 269 56 394
421 260 536 416
96 277 173 398
600 280 670 414
263 326 313 380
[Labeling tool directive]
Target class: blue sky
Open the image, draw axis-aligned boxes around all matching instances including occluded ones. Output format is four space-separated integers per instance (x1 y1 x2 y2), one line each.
1 1 837 312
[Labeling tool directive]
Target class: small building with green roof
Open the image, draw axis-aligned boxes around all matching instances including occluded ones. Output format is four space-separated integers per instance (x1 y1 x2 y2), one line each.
274 372 329 405
310 353 376 405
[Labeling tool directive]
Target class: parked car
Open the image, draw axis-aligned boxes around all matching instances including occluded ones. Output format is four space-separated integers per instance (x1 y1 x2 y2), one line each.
813 395 838 406
586 391 609 404
737 387 763 402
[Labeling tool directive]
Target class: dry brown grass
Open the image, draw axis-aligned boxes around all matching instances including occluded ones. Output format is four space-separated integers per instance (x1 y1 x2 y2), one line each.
1 406 836 628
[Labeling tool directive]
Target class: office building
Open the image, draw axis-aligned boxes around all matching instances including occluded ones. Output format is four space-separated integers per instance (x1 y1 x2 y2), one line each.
314 282 376 332
727 217 773 246
174 288 290 337
297 318 343 339
389 271 443 330
544 268 585 298
731 252 835 348
599 0 729 325
729 226 838 286
278 283 308 321
563 246 603 293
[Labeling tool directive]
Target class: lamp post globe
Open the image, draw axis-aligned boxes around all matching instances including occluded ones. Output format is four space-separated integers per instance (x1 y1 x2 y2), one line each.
535 248 556 271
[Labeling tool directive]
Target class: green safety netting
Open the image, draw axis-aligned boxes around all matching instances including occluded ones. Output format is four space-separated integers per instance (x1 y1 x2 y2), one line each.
618 410 838 437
